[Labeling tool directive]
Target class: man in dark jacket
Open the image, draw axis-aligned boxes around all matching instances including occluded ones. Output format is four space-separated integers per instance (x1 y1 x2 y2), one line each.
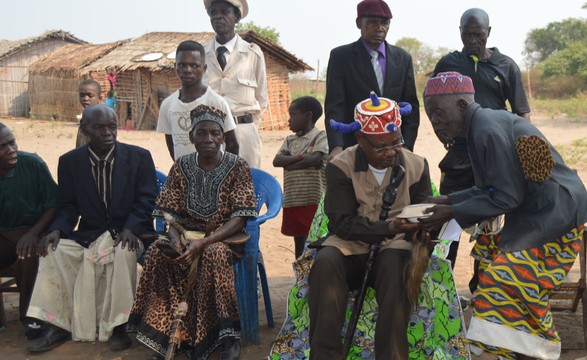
421 72 587 360
324 0 419 157
26 105 157 353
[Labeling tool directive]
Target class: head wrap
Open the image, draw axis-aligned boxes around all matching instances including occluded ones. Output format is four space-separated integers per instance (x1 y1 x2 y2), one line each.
424 71 475 97
357 0 392 20
190 105 226 131
330 92 411 135
204 0 248 19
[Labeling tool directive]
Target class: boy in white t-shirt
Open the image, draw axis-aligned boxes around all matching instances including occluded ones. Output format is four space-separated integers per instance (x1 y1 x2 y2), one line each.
158 40 238 160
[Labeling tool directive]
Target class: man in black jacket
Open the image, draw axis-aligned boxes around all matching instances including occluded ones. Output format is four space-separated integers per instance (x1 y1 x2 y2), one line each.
324 0 420 157
26 105 157 353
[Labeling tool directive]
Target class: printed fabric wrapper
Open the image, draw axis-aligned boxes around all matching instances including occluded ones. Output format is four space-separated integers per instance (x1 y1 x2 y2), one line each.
269 187 471 359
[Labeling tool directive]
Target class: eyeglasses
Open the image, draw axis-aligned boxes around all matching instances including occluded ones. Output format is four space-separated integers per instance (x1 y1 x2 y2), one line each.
362 136 404 153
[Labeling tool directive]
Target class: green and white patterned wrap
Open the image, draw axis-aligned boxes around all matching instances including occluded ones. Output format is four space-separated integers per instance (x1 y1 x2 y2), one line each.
269 192 470 359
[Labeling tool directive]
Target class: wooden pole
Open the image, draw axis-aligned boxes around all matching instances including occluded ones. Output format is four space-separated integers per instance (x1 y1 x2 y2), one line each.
315 60 320 95
136 96 151 131
526 61 533 108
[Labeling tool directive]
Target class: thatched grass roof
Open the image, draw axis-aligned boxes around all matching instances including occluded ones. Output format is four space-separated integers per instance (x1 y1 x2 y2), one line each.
85 32 214 72
29 41 128 74
241 31 313 72
0 30 86 61
84 31 312 73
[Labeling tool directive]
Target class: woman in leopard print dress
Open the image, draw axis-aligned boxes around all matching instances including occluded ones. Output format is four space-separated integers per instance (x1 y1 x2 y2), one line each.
128 105 257 360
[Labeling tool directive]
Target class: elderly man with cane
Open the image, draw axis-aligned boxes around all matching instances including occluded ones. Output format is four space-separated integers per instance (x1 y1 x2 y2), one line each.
308 93 432 359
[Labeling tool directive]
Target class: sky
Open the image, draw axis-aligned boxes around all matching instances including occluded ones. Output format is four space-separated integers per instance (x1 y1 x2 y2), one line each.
1 0 586 78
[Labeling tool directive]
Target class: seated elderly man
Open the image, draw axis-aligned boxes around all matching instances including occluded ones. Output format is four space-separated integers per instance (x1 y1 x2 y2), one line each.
26 104 157 353
0 123 57 336
309 94 431 359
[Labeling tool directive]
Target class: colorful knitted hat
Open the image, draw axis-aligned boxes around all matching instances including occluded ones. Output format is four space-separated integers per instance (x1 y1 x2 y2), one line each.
330 92 411 135
190 105 226 131
357 0 392 19
423 71 475 97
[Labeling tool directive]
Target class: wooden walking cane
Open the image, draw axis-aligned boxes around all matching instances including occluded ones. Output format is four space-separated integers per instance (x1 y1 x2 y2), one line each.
163 212 202 360
342 165 405 358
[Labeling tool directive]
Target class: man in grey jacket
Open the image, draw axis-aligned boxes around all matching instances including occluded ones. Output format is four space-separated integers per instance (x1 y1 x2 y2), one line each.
421 71 587 360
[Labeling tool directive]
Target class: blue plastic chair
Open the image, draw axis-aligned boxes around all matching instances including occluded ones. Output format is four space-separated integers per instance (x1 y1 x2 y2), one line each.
137 169 168 266
154 170 167 233
235 168 283 345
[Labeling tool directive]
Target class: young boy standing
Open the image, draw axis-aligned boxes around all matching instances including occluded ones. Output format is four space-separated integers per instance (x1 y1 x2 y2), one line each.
158 40 238 161
273 96 328 258
75 79 102 147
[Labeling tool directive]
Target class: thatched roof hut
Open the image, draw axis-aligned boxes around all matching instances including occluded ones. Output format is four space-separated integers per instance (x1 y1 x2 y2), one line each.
28 41 128 121
28 31 312 130
0 30 85 116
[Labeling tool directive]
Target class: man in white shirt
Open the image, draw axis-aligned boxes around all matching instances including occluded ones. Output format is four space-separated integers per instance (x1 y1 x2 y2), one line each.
157 40 238 161
203 0 268 168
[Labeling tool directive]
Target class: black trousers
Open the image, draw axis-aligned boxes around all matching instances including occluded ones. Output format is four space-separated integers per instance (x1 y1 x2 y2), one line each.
308 246 410 360
0 229 39 324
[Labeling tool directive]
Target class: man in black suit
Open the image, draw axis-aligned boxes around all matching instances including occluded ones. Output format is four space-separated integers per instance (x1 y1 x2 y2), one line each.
325 0 420 157
26 104 157 353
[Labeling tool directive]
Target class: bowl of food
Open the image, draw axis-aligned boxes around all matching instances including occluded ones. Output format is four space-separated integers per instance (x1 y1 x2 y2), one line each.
396 203 435 223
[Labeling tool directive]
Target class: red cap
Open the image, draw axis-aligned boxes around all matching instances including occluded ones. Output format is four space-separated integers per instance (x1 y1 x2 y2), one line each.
357 0 392 20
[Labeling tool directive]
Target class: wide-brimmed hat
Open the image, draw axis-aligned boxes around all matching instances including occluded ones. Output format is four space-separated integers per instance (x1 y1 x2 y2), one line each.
204 0 248 19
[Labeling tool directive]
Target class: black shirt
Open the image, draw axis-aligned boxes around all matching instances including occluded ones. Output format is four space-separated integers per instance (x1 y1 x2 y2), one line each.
433 47 530 116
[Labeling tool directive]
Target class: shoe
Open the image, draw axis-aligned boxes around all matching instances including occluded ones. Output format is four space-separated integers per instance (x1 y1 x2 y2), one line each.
219 338 240 360
109 324 132 351
26 325 71 352
24 319 46 340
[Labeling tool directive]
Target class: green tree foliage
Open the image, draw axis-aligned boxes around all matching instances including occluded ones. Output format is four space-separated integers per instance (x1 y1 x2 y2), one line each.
524 18 587 65
236 21 280 45
395 37 454 97
524 10 587 98
542 41 587 78
395 37 439 76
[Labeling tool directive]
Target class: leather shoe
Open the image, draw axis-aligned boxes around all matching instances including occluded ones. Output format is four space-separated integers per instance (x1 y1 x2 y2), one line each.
26 325 71 352
109 324 132 351
219 338 240 360
24 319 45 340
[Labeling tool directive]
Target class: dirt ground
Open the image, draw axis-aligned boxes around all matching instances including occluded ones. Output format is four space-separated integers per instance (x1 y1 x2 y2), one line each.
1 111 587 359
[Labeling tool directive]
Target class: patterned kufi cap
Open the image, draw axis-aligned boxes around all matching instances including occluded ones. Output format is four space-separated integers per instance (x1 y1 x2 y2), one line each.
190 105 226 131
330 92 411 135
424 71 475 97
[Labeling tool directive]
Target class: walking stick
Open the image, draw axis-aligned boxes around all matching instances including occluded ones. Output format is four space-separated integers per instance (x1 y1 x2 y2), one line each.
163 213 205 360
342 165 405 358
166 301 188 359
